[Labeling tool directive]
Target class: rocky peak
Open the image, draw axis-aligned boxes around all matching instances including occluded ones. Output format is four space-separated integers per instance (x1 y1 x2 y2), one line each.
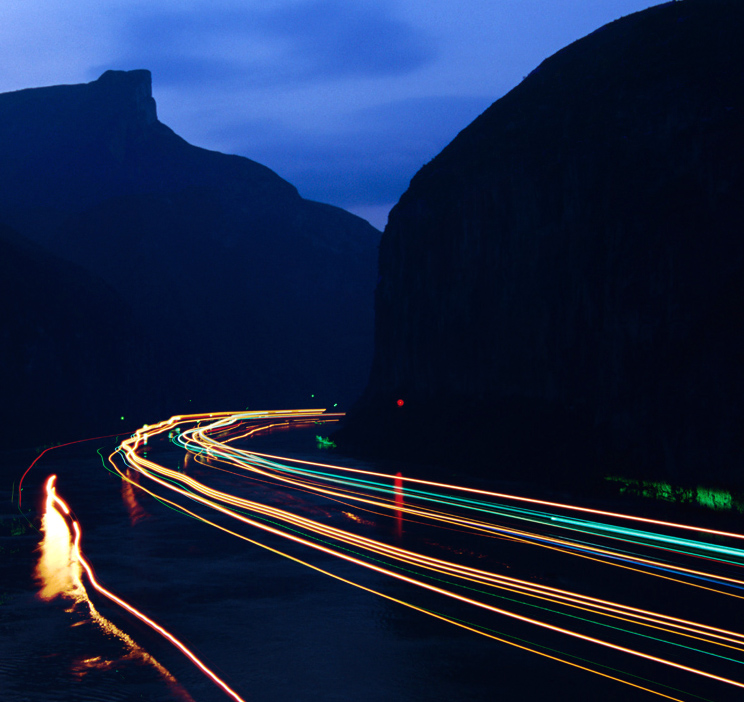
0 69 380 441
93 69 158 125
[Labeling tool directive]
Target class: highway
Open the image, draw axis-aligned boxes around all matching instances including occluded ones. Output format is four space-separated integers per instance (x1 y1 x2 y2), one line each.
26 409 744 701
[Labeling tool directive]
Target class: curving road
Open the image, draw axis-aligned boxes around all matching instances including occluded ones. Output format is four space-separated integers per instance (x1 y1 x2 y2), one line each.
27 410 744 701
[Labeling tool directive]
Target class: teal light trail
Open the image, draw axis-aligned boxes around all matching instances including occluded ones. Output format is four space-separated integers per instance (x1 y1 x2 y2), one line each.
551 517 744 561
77 410 744 701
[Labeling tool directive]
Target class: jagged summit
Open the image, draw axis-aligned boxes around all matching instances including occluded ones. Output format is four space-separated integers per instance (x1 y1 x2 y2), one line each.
0 70 380 446
0 68 298 234
97 67 152 86
94 69 158 125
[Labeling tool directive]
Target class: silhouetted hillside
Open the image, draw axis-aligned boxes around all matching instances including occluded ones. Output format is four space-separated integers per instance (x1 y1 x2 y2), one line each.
0 70 380 446
341 0 744 489
0 223 157 446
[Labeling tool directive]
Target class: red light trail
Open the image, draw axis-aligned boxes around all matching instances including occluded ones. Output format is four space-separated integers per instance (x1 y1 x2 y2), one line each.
37 474 246 702
23 409 744 701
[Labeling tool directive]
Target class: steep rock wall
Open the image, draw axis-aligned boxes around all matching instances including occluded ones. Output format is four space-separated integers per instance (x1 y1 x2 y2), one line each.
348 0 744 487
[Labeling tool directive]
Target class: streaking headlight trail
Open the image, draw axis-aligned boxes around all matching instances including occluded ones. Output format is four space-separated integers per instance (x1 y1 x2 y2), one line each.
37 474 245 702
26 409 744 701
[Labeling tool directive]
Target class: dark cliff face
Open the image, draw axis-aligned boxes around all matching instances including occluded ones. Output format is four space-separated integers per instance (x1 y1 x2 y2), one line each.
0 224 153 447
346 0 744 488
0 70 379 446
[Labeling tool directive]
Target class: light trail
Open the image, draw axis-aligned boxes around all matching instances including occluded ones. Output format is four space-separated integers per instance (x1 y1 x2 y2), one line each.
72 522 246 702
113 455 744 650
35 476 196 701
170 425 744 593
25 410 744 701
39 474 247 702
107 459 744 688
112 411 744 699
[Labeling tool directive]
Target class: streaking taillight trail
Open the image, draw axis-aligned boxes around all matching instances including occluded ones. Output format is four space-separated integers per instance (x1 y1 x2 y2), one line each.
38 474 246 702
24 409 744 701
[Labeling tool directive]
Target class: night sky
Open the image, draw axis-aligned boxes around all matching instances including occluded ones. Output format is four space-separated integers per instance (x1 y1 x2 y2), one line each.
2 0 662 229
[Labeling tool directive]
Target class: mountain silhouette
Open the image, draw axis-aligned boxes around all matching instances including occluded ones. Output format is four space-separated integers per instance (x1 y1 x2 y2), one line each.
342 0 744 490
0 69 379 447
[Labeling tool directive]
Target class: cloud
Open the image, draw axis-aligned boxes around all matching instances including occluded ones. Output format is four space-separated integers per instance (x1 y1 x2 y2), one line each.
218 94 492 207
257 0 435 78
101 1 437 88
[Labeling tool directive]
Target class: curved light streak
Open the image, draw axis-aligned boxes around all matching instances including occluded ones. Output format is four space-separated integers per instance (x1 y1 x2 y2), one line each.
35 475 196 700
114 411 744 699
41 474 247 702
26 410 744 701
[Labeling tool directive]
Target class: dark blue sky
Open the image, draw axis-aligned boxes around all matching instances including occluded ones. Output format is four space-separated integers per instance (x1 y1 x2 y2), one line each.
2 0 662 228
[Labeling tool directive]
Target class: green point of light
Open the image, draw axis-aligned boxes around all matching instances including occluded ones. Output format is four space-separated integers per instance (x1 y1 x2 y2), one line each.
120 416 125 420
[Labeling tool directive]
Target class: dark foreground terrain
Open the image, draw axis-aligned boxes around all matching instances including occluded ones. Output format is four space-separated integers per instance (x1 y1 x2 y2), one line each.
2 423 743 701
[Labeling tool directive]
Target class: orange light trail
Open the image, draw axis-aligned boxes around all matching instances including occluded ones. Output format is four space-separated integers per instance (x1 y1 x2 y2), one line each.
116 448 744 650
172 421 744 593
237 448 744 543
41 474 247 702
103 468 691 702
26 410 744 701
111 412 744 696
107 461 744 690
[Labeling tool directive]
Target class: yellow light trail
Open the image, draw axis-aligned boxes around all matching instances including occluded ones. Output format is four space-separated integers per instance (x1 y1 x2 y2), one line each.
27 410 744 701
116 447 744 652
41 474 247 702
106 466 692 702
109 446 744 693
115 411 744 698
207 461 744 592
171 417 744 596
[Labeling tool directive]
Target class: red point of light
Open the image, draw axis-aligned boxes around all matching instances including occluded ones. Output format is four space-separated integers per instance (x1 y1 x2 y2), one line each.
396 399 404 407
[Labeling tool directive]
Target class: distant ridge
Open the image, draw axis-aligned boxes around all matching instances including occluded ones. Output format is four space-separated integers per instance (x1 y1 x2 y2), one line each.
0 69 297 232
0 70 380 446
342 0 744 489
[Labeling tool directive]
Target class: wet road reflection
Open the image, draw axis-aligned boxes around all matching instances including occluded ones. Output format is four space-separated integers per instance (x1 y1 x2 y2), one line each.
36 475 82 602
17 409 744 701
35 475 193 700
